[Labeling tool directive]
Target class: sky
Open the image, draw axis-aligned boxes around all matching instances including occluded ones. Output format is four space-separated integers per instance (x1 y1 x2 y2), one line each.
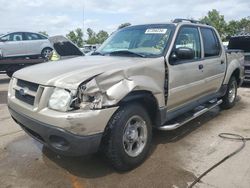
0 0 249 38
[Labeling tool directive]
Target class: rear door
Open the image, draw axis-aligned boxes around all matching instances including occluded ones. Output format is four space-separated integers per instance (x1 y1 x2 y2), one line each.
199 27 226 94
0 32 24 57
167 26 205 110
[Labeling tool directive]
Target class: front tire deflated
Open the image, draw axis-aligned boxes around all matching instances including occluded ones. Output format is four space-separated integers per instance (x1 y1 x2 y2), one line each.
101 103 152 171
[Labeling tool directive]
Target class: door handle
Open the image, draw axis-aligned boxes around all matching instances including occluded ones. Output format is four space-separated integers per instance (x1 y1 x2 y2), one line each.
198 64 204 70
221 60 225 64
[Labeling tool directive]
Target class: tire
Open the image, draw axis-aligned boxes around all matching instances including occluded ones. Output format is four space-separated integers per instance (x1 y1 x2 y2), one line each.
41 47 52 59
220 76 238 109
101 103 152 171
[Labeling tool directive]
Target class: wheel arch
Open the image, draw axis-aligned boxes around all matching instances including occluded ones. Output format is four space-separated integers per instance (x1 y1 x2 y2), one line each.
231 68 241 86
117 90 161 127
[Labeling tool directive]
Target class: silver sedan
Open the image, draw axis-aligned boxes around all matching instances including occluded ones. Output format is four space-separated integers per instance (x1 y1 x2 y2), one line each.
0 32 53 59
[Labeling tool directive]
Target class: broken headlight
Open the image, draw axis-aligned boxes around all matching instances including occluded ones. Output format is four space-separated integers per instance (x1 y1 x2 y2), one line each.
48 88 74 112
74 85 104 110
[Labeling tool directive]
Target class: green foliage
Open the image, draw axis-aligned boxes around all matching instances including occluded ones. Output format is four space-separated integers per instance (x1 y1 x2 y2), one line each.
96 30 109 44
200 9 250 41
118 23 131 30
200 9 227 40
38 31 49 37
66 28 84 47
86 28 109 44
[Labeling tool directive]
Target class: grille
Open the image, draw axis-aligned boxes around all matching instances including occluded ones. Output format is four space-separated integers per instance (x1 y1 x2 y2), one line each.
14 79 39 106
17 79 39 92
15 90 35 105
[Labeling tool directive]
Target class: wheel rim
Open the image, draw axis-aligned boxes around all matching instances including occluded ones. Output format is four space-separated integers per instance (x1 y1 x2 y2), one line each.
123 115 148 157
42 49 52 58
228 81 236 103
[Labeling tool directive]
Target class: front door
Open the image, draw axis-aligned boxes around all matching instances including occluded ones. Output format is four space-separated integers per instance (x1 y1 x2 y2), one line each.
167 26 205 111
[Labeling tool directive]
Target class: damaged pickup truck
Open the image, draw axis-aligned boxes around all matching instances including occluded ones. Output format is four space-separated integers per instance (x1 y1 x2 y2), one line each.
8 19 244 171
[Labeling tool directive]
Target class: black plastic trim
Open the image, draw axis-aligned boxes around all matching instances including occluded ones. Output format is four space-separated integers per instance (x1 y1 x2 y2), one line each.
9 107 103 156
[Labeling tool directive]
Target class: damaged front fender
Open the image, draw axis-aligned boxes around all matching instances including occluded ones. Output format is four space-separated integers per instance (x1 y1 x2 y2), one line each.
80 59 166 108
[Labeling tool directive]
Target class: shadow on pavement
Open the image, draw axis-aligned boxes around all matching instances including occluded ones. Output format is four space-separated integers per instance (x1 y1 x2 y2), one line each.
241 82 250 88
42 147 114 178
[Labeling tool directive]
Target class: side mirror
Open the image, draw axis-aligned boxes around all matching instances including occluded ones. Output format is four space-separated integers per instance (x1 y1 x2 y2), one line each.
171 47 195 62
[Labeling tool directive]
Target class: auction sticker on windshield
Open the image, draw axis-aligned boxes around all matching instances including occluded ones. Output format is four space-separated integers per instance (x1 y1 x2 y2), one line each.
145 29 168 34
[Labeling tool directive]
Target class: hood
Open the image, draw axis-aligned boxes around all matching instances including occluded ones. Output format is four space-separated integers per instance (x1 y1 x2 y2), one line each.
49 35 84 57
13 56 158 89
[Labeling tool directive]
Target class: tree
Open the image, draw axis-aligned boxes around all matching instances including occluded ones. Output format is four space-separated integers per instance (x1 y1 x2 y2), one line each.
66 28 84 47
86 28 109 44
238 17 250 33
118 23 131 30
38 31 49 37
86 28 97 44
96 30 109 43
200 9 227 40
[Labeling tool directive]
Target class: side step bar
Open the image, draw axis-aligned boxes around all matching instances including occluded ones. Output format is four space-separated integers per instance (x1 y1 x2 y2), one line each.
158 99 222 131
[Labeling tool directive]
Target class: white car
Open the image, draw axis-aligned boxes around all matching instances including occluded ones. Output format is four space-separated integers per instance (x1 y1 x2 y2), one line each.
0 32 53 59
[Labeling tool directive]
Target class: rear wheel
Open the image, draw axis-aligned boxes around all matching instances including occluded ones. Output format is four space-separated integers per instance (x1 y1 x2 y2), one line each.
41 48 52 59
101 103 152 171
221 76 237 109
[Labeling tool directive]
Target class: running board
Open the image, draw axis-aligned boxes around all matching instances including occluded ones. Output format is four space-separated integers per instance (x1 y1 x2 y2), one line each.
158 99 222 131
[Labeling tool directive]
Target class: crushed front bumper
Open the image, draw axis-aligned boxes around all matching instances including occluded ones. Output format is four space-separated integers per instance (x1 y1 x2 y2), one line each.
9 107 103 156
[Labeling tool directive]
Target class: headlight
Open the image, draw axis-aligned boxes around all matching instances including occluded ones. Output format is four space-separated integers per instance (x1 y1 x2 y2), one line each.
48 88 72 112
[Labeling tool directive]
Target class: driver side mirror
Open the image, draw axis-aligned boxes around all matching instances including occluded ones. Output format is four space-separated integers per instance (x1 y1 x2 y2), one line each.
170 47 195 63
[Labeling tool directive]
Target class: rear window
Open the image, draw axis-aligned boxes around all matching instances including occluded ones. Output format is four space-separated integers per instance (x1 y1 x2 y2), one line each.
201 28 221 57
228 37 250 52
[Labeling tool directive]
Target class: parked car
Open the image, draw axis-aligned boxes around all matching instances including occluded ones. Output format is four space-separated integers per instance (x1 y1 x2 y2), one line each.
0 35 83 77
8 19 244 171
82 44 100 54
0 32 53 59
228 33 250 82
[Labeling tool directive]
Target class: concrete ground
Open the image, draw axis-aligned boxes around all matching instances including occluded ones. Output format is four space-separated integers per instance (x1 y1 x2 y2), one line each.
1 74 250 188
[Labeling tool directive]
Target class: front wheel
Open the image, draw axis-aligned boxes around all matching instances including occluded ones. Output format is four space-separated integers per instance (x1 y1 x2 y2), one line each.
220 76 238 109
101 103 152 171
41 48 52 59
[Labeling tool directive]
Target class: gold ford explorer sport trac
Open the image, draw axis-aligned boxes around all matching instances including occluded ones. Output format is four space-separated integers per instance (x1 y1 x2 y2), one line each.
8 19 245 171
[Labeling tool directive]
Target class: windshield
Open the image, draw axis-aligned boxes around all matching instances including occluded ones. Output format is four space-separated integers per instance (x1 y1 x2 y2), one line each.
97 24 173 57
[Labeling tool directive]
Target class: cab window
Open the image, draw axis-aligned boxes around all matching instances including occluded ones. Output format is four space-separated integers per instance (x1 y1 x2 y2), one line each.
174 26 201 60
200 28 221 57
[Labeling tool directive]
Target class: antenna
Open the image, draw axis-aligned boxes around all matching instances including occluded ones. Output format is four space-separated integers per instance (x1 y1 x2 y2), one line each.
82 1 85 41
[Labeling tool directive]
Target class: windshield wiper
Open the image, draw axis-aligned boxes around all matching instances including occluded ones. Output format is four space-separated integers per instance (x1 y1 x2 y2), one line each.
107 50 146 58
